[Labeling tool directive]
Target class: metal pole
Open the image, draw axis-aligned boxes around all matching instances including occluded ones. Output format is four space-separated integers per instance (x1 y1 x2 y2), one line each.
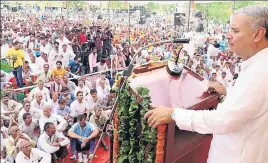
187 1 191 32
128 2 131 45
232 1 235 14
89 39 181 163
67 0 69 19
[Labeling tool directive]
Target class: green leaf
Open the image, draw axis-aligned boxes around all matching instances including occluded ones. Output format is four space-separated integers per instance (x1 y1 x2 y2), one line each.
117 155 129 163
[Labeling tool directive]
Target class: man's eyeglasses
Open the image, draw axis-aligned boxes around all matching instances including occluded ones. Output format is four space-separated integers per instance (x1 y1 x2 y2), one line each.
25 105 30 107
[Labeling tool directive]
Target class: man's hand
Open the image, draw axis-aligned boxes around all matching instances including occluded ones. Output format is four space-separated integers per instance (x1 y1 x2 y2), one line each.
81 142 87 148
144 104 174 128
57 138 65 142
80 137 88 143
50 143 61 147
208 81 227 95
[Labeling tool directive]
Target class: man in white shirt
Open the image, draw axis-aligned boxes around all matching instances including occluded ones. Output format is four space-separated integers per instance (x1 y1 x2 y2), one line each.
1 94 23 120
28 80 51 102
70 91 90 117
18 101 42 125
38 122 69 163
49 42 63 69
39 104 67 133
216 71 230 87
95 72 111 90
30 92 46 110
61 44 76 68
74 80 90 98
144 5 268 163
96 79 110 101
16 140 51 163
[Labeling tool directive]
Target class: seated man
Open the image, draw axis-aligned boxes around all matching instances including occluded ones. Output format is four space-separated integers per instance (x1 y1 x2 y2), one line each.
68 57 81 74
68 114 99 162
51 61 67 80
59 87 76 107
5 126 36 163
28 80 51 102
39 103 67 133
36 63 52 84
30 92 46 110
38 122 70 163
19 113 39 142
89 106 109 150
96 79 110 100
18 100 42 124
16 140 51 163
70 91 90 117
1 93 23 121
95 72 111 90
2 83 17 101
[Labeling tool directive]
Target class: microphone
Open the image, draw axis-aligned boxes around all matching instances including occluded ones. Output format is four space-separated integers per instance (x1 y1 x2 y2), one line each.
173 38 190 44
123 38 191 77
166 39 190 77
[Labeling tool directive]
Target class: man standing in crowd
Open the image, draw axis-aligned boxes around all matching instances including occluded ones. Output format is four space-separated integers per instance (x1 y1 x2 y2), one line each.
6 41 24 88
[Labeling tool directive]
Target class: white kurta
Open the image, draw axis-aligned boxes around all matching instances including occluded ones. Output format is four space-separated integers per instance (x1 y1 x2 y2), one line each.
15 148 51 163
172 48 268 163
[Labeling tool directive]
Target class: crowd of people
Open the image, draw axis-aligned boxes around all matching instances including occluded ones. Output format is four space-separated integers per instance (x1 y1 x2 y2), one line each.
0 7 242 163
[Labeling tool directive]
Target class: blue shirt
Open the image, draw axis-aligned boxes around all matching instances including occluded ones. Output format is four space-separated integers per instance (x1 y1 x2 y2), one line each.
55 106 75 117
70 122 96 141
69 60 80 73
218 39 227 51
59 94 76 106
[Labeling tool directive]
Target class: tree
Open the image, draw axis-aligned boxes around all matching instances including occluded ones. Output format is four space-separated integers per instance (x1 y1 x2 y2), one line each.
145 2 160 13
195 1 263 23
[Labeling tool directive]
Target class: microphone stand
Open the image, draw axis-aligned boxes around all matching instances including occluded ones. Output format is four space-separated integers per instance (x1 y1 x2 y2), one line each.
89 38 190 163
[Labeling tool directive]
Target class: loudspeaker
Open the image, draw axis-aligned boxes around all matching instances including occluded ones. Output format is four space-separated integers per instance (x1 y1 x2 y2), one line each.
196 23 204 33
139 17 146 24
97 15 103 19
11 7 17 12
174 13 185 26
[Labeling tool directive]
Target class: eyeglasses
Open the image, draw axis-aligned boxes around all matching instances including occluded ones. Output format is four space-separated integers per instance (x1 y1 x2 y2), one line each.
25 105 30 107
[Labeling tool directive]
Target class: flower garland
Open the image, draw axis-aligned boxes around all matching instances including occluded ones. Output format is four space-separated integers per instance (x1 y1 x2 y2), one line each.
155 125 167 163
112 74 122 163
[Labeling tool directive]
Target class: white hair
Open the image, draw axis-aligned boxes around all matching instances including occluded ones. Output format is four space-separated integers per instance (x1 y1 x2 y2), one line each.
43 102 52 110
234 5 268 31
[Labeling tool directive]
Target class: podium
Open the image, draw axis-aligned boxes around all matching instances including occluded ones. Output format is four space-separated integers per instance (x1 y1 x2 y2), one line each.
113 61 219 163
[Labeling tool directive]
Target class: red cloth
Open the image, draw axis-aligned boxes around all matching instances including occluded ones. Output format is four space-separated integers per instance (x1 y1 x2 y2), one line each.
79 33 87 45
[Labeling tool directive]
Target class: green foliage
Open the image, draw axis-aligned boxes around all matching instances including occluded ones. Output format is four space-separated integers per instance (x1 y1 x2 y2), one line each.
195 1 266 23
68 0 86 8
117 84 157 163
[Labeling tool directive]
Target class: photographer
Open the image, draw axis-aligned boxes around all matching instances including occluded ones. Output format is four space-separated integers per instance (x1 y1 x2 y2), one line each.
102 27 113 58
6 41 24 88
87 26 95 52
94 27 104 61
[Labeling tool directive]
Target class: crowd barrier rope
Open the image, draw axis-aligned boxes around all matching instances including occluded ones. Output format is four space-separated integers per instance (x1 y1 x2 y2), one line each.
12 68 125 92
